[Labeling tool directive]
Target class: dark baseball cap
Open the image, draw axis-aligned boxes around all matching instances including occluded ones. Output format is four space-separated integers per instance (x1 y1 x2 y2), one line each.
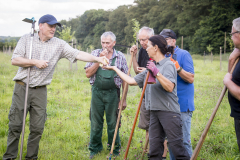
159 29 177 39
38 14 61 27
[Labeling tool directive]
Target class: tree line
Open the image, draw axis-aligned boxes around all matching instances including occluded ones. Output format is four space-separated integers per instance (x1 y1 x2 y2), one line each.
1 0 239 54
55 0 240 54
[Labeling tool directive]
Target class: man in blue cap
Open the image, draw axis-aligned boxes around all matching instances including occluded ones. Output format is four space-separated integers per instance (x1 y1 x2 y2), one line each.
160 29 194 159
2 14 108 160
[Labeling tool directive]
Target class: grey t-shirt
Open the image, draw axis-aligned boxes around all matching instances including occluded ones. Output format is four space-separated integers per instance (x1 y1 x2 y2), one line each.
134 57 180 113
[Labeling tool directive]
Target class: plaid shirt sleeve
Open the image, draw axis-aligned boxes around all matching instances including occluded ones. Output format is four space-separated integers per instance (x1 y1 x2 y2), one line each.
84 49 101 85
120 53 128 74
114 51 129 88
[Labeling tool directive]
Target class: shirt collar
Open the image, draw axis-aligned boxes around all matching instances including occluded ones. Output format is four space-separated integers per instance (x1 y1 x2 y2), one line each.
156 57 169 66
36 32 51 42
101 48 118 59
174 45 179 52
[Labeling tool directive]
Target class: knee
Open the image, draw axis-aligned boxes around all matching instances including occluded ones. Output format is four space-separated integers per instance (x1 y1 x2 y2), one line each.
29 125 44 135
8 123 22 137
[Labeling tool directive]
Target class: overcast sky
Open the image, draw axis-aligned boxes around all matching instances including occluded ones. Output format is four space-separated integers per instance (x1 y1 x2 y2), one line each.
0 0 135 37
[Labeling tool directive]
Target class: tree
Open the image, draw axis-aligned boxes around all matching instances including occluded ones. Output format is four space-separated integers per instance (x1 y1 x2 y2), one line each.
75 9 109 50
57 26 75 43
192 0 240 54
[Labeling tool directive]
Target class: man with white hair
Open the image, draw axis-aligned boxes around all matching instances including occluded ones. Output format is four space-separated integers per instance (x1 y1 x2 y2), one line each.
85 31 128 159
224 17 240 152
130 26 154 139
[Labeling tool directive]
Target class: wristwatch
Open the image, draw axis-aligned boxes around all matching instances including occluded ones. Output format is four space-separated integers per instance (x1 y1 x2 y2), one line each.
156 72 160 77
177 67 183 73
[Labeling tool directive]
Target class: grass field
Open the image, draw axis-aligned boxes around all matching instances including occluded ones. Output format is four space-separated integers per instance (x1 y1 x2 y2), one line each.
0 52 239 160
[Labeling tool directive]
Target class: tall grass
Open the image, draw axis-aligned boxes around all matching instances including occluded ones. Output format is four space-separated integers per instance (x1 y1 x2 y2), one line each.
0 52 239 159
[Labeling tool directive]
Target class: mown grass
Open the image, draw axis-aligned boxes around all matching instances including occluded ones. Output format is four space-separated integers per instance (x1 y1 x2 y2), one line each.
0 52 239 160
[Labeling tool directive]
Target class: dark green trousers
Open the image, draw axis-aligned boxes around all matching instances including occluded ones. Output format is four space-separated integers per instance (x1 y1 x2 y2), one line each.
89 87 120 156
88 56 121 156
3 83 47 160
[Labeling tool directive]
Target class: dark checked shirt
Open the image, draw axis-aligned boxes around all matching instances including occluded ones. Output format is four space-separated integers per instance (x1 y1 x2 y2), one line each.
12 33 79 87
85 49 128 89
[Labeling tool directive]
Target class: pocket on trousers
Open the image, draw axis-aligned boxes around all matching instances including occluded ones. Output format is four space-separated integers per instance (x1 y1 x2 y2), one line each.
8 107 17 121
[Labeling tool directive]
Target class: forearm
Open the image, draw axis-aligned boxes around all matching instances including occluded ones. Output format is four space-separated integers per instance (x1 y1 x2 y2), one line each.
12 57 36 67
228 48 240 72
132 56 140 74
225 80 240 101
76 51 99 62
113 67 137 86
85 63 99 78
156 73 174 92
178 69 194 83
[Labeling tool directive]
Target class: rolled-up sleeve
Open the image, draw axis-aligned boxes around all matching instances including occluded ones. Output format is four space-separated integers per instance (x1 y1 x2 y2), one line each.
162 63 176 85
182 51 194 74
12 34 28 60
61 43 79 63
134 70 147 88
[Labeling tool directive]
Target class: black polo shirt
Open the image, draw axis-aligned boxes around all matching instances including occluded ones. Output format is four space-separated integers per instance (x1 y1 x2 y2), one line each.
229 60 240 119
138 47 150 67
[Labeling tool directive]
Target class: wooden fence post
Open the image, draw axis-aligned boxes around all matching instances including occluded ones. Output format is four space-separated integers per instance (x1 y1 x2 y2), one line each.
75 39 78 70
211 51 213 63
220 47 222 71
204 51 206 64
224 32 226 54
9 46 11 54
127 48 130 62
69 39 73 70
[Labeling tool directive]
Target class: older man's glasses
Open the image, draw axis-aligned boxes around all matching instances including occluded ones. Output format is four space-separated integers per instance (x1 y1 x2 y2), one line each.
138 38 148 42
229 31 240 37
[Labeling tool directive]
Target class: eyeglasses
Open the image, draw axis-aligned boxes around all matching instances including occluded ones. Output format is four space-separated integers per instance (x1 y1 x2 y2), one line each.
138 38 148 42
229 31 240 36
165 38 172 41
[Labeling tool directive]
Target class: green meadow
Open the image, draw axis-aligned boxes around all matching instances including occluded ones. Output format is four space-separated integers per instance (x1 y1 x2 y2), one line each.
0 52 239 160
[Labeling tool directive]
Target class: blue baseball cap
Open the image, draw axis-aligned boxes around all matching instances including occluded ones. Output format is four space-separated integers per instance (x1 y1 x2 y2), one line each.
38 14 61 27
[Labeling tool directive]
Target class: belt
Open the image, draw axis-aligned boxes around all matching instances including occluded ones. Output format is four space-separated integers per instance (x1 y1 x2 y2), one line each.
16 80 46 89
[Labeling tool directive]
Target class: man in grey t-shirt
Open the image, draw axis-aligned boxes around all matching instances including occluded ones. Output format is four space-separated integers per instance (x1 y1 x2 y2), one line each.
3 14 108 160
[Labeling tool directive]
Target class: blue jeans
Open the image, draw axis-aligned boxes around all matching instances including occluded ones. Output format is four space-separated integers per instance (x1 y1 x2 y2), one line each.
169 111 193 159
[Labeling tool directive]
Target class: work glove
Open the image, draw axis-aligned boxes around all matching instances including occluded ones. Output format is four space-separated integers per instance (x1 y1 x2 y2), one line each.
146 61 159 77
170 57 180 70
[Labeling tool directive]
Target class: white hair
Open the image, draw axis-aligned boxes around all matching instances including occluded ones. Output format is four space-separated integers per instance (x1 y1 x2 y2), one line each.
233 17 240 31
138 26 154 38
101 31 116 42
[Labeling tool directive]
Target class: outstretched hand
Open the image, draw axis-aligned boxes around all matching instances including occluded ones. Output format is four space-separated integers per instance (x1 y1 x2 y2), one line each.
102 65 116 70
98 56 109 66
146 61 159 76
